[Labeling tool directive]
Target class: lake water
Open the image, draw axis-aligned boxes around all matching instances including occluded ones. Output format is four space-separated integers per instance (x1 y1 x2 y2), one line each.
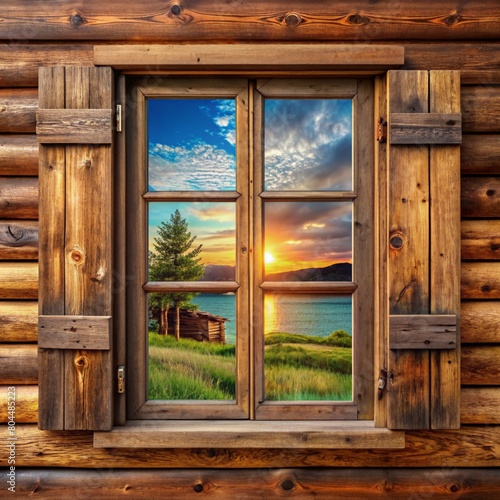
192 293 352 345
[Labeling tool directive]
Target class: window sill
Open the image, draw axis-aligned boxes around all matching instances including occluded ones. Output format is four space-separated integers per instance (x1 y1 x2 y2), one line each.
94 420 405 449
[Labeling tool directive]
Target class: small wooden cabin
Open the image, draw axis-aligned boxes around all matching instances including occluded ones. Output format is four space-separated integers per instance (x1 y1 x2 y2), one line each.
165 309 228 343
1 0 500 497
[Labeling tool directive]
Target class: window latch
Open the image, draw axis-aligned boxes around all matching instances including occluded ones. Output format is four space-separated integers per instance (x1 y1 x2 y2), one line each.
116 104 123 133
117 366 125 394
377 368 388 400
376 117 387 143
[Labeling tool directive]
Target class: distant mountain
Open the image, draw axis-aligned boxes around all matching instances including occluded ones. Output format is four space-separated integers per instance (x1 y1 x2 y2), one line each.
265 262 352 282
201 264 236 281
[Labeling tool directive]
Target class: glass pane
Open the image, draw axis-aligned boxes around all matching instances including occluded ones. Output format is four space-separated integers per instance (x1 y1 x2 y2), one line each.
264 99 352 191
149 202 236 281
148 293 236 401
264 293 352 401
264 202 352 280
148 99 236 191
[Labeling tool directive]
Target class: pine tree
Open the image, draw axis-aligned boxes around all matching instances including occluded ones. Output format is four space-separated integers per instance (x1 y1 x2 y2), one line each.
149 209 204 339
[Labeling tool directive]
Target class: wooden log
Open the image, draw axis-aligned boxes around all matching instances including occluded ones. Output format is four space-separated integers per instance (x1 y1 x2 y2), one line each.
0 89 37 133
462 85 500 133
0 44 94 87
0 262 38 299
0 1 498 41
0 385 37 423
461 387 500 424
0 135 38 176
0 344 38 384
461 135 500 175
461 346 500 385
0 301 38 342
462 220 500 260
6 468 500 498
0 177 38 219
11 424 500 467
461 262 500 300
461 301 500 343
0 220 38 260
461 177 500 219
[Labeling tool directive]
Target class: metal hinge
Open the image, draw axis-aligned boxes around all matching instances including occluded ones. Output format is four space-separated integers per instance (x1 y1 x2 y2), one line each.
117 365 125 394
376 117 387 143
116 104 123 132
377 368 393 400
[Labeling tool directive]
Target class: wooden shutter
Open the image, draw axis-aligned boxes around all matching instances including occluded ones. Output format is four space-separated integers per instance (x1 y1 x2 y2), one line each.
37 66 114 430
386 70 461 430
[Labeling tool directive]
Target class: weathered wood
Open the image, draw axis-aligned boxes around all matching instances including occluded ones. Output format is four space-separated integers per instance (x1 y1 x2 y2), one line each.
0 385 37 423
389 315 457 349
461 346 500 385
461 177 500 218
6 468 500 499
95 421 404 450
461 262 500 300
143 281 239 293
0 345 37 384
0 89 37 133
37 108 113 144
11 424 500 468
1 1 499 41
0 177 38 219
462 220 500 260
389 112 461 145
461 388 500 424
0 220 38 260
39 316 111 350
461 135 500 175
0 301 38 342
0 135 38 176
0 44 94 87
0 262 37 299
462 85 500 133
461 301 500 343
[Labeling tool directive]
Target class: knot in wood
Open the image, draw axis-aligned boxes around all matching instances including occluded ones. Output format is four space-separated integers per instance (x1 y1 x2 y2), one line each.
69 247 86 266
389 232 404 250
70 14 85 27
284 12 303 27
281 479 295 491
193 484 204 493
347 13 369 25
74 355 88 369
7 224 25 242
170 3 182 15
444 13 462 26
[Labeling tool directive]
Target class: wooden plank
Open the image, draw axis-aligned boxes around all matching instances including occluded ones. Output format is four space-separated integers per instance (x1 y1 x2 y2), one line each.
462 85 500 133
260 282 357 293
0 135 38 176
0 345 38 384
461 301 500 343
429 69 461 429
38 316 112 350
462 220 500 260
0 301 38 342
143 281 240 293
461 346 500 385
0 385 37 423
387 70 430 430
0 89 38 133
461 262 500 300
389 315 457 350
389 112 461 144
94 421 404 449
0 177 38 219
256 78 357 97
8 468 500 498
461 177 500 218
0 220 38 260
461 387 500 424
461 135 500 175
37 108 113 144
96 44 404 70
0 262 37 299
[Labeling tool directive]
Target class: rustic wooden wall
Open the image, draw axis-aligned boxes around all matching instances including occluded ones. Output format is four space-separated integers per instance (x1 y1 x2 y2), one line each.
1 0 500 496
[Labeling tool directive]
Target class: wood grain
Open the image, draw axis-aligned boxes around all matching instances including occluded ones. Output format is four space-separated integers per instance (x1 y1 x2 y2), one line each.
0 345 38 384
461 177 500 218
461 262 500 300
461 301 500 343
462 85 500 133
461 387 500 424
0 301 38 342
461 135 500 175
0 220 38 260
0 135 38 176
0 262 37 299
461 346 500 385
0 89 37 133
0 385 37 423
0 177 38 219
462 220 500 260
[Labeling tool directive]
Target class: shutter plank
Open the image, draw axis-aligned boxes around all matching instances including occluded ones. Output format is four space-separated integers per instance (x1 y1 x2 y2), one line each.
387 70 430 430
429 70 461 430
390 315 457 349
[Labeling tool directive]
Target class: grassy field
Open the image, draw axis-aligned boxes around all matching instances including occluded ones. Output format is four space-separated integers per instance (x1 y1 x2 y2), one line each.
148 331 352 401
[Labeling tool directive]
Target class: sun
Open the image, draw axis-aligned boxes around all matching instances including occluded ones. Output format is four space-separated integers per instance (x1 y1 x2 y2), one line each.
264 251 275 264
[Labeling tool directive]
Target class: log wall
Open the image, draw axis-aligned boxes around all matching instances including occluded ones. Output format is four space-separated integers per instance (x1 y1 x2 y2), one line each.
0 0 500 494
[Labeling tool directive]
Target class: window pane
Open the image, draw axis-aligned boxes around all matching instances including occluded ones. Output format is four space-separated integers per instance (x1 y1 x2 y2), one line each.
264 293 352 402
148 293 236 401
149 202 236 281
264 202 352 280
264 99 352 191
148 99 236 191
